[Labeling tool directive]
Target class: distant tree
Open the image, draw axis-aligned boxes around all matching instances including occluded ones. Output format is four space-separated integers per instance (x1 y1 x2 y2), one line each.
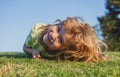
97 0 120 51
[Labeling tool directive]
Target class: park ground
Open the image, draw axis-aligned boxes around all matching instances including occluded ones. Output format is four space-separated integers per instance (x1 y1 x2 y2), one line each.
0 52 120 77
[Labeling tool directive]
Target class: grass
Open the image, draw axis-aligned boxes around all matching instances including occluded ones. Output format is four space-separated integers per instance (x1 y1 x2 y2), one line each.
0 52 120 77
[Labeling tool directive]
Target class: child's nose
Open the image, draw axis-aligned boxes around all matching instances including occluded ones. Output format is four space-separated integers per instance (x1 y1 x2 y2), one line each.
52 32 59 40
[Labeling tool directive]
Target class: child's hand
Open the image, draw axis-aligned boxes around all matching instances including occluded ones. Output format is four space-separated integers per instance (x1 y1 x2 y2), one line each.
32 50 41 59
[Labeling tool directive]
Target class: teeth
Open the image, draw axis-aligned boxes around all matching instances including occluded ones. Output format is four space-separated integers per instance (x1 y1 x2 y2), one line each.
50 40 54 43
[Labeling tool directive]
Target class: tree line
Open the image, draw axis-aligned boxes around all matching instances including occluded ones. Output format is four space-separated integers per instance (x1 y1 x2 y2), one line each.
97 0 120 51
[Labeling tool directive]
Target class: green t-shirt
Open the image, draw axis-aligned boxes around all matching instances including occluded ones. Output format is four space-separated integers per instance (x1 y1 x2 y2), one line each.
25 23 54 58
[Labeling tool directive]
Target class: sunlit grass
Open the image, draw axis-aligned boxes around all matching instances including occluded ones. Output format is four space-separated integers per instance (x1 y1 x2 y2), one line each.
0 52 120 77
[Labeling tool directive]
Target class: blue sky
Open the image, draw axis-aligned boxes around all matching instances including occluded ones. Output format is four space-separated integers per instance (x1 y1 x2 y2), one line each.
0 0 106 52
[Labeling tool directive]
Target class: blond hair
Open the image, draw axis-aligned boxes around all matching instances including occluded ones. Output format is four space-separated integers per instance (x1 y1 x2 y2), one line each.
55 17 108 62
39 17 108 62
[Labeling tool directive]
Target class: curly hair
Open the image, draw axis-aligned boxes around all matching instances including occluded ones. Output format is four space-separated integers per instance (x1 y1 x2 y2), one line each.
39 17 108 62
55 17 108 62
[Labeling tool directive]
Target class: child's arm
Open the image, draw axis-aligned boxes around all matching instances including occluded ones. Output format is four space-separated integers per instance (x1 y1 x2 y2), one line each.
23 44 41 59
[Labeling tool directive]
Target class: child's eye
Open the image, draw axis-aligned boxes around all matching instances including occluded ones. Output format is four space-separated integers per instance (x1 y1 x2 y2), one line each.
58 37 63 45
57 26 60 32
59 38 62 44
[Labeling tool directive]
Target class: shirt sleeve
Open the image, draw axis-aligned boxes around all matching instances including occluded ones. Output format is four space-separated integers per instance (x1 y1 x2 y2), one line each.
24 23 55 58
24 23 46 48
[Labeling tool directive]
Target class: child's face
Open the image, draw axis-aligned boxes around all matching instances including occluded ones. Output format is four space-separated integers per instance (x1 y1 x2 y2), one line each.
43 24 73 51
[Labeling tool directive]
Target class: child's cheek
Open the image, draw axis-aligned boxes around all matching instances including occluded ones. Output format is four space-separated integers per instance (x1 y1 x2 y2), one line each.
53 43 61 49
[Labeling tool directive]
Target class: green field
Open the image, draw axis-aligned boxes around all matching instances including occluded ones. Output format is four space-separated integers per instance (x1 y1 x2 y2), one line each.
0 52 120 77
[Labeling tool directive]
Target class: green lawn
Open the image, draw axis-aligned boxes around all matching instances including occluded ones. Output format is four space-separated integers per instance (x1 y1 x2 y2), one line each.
0 52 120 77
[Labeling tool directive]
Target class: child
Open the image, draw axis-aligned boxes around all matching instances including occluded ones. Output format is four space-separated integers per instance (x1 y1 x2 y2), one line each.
23 17 108 62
